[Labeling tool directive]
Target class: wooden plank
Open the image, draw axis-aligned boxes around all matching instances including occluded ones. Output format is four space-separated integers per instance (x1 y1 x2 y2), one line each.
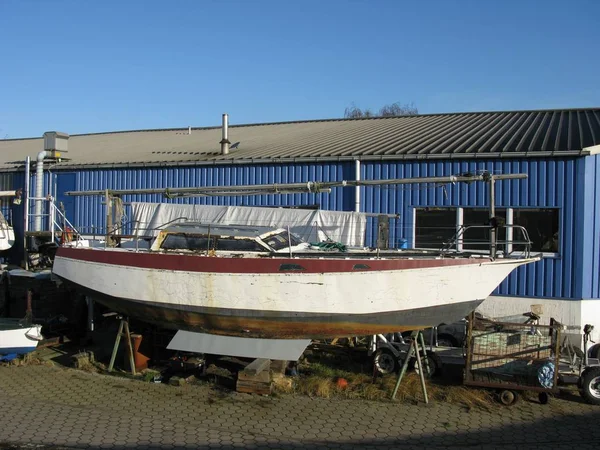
236 379 272 395
236 369 272 395
242 358 270 376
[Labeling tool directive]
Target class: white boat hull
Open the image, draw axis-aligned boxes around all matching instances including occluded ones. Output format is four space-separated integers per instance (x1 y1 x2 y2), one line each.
0 322 43 357
52 247 537 339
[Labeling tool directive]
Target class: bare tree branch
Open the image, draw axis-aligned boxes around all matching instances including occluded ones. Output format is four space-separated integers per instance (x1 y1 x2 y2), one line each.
344 101 418 118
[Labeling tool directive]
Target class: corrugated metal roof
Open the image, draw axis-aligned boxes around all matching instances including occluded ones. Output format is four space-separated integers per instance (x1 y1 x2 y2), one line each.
1 108 599 170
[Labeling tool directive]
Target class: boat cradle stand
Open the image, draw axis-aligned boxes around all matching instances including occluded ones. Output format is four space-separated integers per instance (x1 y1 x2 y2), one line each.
106 313 137 376
391 330 430 404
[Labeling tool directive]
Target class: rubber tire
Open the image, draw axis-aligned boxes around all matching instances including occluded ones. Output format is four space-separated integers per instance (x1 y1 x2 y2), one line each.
498 390 519 406
588 343 600 360
413 353 440 378
373 348 398 375
538 392 550 405
579 367 600 406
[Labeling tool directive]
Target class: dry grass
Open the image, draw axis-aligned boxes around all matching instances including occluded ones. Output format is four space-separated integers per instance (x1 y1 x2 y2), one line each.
278 360 494 409
5 353 45 366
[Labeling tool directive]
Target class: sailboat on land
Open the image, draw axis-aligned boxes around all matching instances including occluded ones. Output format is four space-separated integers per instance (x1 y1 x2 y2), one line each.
51 173 539 340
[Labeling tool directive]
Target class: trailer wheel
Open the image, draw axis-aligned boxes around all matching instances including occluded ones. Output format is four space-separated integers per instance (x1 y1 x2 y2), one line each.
498 389 519 406
579 367 600 405
538 392 550 405
413 353 440 378
373 349 398 375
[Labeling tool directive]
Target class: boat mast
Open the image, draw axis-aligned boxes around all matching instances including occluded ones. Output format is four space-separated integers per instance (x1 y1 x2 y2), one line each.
66 172 526 257
65 173 526 198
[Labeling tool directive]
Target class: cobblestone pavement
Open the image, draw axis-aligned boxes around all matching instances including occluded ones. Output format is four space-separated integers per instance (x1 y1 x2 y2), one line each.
0 364 598 450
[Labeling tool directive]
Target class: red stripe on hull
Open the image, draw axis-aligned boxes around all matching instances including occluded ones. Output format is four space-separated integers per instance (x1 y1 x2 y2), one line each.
56 247 486 274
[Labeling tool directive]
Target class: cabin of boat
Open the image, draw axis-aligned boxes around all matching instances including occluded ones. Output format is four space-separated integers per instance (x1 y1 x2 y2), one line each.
149 223 310 255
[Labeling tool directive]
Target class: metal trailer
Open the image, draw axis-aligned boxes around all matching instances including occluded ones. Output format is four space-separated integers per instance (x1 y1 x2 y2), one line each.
554 322 600 405
369 327 466 377
464 313 561 405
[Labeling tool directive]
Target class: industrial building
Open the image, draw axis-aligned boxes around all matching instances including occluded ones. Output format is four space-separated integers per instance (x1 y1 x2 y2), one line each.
1 108 599 337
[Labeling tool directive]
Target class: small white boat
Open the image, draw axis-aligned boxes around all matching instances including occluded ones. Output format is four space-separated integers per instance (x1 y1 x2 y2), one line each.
0 319 43 361
0 211 15 251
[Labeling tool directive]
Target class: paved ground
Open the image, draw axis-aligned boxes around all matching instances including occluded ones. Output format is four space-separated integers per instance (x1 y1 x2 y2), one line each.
0 364 598 450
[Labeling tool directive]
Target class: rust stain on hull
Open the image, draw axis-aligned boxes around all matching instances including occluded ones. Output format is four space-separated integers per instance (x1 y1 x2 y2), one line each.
95 296 441 339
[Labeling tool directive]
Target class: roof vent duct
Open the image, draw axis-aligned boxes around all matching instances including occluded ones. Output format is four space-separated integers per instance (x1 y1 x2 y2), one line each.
43 131 69 153
220 113 230 155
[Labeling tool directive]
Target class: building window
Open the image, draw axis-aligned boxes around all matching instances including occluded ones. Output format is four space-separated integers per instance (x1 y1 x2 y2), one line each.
413 207 559 256
414 208 456 249
512 209 559 253
463 208 507 251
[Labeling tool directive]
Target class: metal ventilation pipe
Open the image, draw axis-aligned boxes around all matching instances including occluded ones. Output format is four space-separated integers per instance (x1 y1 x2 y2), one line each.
354 159 361 212
220 113 230 155
34 150 48 231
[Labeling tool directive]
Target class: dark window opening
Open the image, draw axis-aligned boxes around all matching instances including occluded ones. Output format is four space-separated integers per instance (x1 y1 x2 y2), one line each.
513 209 559 253
463 208 507 251
215 238 266 252
415 208 456 249
353 264 371 270
161 234 213 251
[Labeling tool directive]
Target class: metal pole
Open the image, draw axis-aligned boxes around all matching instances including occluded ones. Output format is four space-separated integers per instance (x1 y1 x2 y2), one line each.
105 189 112 247
354 159 361 212
392 339 415 400
23 156 30 269
489 176 496 259
124 320 136 376
50 196 55 237
414 333 429 404
108 319 124 372
419 331 431 375
64 173 529 197
86 296 94 332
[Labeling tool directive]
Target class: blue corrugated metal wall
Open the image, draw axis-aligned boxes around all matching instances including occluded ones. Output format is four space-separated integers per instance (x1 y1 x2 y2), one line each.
580 154 600 299
361 159 582 300
70 163 354 236
6 156 593 300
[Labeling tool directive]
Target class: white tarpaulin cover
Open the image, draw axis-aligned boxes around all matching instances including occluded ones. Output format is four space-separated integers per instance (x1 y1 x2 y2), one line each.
131 202 367 246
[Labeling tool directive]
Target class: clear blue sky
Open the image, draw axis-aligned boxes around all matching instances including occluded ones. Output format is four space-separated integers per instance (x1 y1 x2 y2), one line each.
1 0 599 138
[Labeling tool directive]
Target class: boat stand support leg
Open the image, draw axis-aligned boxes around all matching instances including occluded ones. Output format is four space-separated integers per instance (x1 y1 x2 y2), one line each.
123 320 136 376
414 331 429 404
391 330 429 404
107 317 137 376
391 332 416 399
108 320 124 372
418 331 431 376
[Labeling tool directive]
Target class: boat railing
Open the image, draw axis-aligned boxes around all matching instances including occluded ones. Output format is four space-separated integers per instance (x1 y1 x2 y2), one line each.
441 224 532 258
97 217 191 250
26 195 85 246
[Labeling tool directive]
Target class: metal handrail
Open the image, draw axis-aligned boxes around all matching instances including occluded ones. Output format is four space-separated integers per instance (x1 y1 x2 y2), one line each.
52 204 84 243
106 216 190 237
441 224 532 258
26 195 85 246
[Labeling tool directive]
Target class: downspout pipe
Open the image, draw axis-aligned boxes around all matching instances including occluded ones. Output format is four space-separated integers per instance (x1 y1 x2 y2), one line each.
34 150 48 231
354 159 361 212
